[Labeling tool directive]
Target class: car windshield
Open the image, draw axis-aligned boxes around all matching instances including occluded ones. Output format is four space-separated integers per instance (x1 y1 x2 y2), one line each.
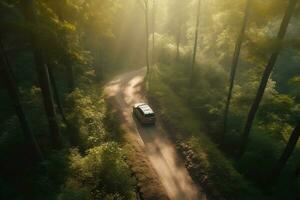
145 113 155 118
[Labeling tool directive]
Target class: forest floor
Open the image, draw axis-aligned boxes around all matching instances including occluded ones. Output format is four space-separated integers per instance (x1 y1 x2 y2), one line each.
104 68 206 200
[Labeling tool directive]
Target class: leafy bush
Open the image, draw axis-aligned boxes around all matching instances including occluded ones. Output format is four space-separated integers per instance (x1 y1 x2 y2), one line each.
65 88 108 149
148 74 263 199
61 143 136 200
61 86 136 200
150 47 300 198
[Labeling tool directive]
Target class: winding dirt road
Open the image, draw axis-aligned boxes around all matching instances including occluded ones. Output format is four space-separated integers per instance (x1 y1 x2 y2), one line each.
105 68 206 200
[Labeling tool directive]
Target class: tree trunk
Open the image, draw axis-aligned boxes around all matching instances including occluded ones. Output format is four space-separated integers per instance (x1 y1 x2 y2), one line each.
176 26 181 61
48 64 67 123
295 163 300 177
95 67 101 81
221 0 251 144
35 55 61 148
238 0 298 159
0 39 43 161
190 0 201 86
270 123 300 182
21 0 61 148
66 64 74 92
152 0 155 65
144 0 150 79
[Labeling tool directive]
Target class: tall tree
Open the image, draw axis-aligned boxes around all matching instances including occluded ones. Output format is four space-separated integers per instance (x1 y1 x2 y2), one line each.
190 0 201 86
166 0 189 60
238 0 299 158
152 0 156 65
65 61 75 92
140 0 150 78
21 0 61 148
295 162 300 177
48 1 75 90
270 123 300 181
47 62 67 123
145 0 150 78
222 0 251 143
0 39 43 161
175 25 181 60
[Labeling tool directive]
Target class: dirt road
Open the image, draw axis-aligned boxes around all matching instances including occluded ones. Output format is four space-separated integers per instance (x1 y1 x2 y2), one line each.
105 68 206 200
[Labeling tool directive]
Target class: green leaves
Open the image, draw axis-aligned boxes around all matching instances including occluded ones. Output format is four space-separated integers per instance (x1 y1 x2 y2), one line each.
66 143 135 200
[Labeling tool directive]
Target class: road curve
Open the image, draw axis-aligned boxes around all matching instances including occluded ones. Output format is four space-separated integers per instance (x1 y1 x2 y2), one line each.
105 68 206 200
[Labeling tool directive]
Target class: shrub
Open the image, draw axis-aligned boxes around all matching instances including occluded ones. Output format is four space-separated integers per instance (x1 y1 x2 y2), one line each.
62 142 136 200
65 88 107 149
148 74 263 199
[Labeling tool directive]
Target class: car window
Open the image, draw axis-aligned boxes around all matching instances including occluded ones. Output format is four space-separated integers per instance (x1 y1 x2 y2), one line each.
137 107 144 115
145 113 155 118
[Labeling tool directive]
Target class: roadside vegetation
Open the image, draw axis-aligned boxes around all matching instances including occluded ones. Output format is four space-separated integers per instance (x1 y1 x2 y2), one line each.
0 0 140 199
61 87 136 200
147 0 300 195
1 0 300 199
145 0 300 198
148 70 263 200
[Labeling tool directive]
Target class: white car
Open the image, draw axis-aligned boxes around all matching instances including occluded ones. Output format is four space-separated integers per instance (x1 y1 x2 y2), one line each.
133 103 156 125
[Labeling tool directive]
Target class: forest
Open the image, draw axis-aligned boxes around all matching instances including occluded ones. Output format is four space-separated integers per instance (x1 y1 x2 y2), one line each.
0 0 300 200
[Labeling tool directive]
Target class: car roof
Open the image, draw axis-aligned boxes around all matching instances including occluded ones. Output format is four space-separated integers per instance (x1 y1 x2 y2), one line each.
136 103 154 115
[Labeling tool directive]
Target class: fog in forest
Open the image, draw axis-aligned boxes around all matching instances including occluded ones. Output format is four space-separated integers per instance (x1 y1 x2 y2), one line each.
1 0 300 199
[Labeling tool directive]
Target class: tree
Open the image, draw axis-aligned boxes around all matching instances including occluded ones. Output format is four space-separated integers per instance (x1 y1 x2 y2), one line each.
152 0 156 64
141 0 150 78
21 0 61 148
175 26 181 60
270 123 300 182
190 0 201 86
45 0 76 89
47 62 67 123
64 60 75 92
0 38 43 161
222 0 251 143
165 0 189 61
295 162 300 177
238 0 299 158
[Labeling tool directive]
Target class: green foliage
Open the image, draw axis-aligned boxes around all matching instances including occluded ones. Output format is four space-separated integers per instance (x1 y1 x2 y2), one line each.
1 0 139 198
148 73 263 199
62 143 135 200
1 0 300 199
65 88 107 148
156 59 227 138
153 39 300 197
288 75 300 100
58 187 90 200
61 85 136 200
